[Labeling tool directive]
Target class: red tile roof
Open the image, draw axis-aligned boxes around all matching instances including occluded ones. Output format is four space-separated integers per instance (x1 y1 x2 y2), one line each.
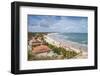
32 45 50 53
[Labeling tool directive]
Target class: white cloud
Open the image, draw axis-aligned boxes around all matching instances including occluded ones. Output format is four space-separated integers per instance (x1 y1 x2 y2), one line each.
28 16 87 33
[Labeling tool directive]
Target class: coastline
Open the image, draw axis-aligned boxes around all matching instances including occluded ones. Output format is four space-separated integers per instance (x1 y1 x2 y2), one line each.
44 33 88 59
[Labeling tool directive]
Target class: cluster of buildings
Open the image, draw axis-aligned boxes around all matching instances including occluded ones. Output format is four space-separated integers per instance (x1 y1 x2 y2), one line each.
28 36 51 54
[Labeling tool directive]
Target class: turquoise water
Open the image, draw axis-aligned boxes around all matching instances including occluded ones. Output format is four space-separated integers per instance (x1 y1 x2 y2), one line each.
55 33 88 45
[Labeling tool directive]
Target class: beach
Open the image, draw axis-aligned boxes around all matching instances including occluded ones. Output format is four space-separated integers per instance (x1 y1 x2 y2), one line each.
44 33 88 59
28 32 88 60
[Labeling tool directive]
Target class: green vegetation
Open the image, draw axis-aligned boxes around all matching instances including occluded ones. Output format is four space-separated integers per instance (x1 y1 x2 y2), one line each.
28 32 79 60
28 50 35 60
28 50 57 61
47 43 78 59
28 32 47 38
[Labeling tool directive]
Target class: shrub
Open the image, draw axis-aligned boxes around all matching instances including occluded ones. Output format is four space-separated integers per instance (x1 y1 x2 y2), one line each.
47 43 78 59
28 50 35 60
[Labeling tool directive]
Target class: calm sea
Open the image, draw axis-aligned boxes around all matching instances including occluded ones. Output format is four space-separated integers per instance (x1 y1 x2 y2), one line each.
55 33 88 45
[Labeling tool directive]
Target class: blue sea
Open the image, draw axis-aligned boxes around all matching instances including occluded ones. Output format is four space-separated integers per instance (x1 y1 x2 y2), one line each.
52 33 88 45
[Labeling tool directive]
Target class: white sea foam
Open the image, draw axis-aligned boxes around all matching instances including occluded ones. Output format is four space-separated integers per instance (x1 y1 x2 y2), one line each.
47 33 88 52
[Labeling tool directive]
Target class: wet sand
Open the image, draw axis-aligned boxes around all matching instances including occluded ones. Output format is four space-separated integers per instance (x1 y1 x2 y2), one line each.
44 33 88 59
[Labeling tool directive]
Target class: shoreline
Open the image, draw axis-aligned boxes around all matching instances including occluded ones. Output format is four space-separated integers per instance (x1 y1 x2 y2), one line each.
44 33 88 59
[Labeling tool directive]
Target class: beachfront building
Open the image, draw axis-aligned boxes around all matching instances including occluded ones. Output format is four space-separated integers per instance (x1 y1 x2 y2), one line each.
32 45 51 54
28 37 42 51
29 37 43 46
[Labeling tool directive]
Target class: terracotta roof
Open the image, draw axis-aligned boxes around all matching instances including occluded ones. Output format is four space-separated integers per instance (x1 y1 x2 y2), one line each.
32 45 50 53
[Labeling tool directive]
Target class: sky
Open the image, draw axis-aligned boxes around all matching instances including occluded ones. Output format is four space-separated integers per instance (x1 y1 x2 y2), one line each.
28 15 88 33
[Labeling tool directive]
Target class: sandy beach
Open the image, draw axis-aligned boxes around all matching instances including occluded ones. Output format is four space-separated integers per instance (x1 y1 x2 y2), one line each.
44 33 88 59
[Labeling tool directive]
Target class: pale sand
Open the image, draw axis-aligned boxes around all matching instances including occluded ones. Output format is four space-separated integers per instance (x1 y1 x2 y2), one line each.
44 33 88 59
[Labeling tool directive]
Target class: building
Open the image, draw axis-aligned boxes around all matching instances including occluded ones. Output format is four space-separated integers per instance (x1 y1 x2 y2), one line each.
29 37 43 46
32 45 51 54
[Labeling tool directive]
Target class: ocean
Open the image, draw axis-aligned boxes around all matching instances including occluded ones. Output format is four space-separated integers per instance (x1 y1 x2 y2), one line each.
49 33 88 45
